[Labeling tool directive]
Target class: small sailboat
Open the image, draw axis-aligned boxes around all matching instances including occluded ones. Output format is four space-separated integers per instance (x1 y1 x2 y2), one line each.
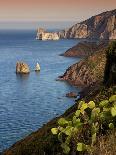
35 62 40 71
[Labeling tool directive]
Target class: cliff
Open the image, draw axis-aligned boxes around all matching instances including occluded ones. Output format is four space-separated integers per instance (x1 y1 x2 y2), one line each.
36 10 116 40
58 9 116 40
104 41 116 86
61 41 108 57
59 46 107 87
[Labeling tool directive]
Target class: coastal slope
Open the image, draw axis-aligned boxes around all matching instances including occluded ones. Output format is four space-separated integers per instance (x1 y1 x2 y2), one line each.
3 42 116 155
61 41 108 57
59 46 107 87
58 9 116 40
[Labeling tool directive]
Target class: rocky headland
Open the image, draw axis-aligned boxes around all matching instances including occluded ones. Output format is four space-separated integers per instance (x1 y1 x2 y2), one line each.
59 47 107 88
61 41 108 57
58 9 116 40
37 9 116 41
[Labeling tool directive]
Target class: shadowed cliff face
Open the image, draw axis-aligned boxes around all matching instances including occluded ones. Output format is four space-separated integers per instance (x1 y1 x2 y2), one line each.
104 41 116 86
58 9 116 40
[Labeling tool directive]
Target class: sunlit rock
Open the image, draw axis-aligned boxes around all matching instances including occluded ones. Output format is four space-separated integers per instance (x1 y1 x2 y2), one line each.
16 62 30 74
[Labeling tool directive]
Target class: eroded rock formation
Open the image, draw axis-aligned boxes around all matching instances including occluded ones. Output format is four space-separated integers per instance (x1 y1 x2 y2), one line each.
16 62 30 74
36 28 59 40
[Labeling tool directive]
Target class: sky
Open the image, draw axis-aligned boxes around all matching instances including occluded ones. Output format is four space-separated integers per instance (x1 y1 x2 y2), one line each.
0 0 115 29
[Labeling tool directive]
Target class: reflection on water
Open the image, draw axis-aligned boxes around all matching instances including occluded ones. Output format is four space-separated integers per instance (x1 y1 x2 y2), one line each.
35 71 40 76
16 74 29 81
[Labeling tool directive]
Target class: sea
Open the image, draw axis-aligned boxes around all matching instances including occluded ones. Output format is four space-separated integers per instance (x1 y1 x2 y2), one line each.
0 29 81 151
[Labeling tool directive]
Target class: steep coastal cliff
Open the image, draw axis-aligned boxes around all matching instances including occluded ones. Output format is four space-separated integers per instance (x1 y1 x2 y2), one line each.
36 9 116 40
3 42 116 155
59 47 107 87
58 9 116 40
3 9 116 155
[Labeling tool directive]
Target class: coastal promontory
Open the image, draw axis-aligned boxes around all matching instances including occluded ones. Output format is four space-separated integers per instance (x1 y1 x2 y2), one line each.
58 9 116 40
36 9 116 40
61 41 108 57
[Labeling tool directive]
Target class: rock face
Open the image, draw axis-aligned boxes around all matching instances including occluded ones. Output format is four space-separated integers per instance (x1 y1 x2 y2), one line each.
36 28 59 40
35 63 40 71
59 48 107 87
104 41 116 86
16 62 30 74
36 10 116 40
62 41 108 57
58 9 116 40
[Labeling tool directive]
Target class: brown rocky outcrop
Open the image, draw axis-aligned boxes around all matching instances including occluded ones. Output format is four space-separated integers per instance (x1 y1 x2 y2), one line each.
58 9 116 40
61 41 108 57
59 48 107 87
16 62 30 74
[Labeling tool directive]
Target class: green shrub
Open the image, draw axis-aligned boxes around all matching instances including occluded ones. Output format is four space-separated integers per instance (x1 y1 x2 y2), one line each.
51 95 116 154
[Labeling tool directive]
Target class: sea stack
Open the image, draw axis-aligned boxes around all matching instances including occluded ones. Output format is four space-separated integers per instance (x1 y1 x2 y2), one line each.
36 28 59 40
35 63 40 71
16 62 30 74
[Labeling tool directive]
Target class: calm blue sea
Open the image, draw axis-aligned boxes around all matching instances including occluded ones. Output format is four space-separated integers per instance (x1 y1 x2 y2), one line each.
0 30 80 151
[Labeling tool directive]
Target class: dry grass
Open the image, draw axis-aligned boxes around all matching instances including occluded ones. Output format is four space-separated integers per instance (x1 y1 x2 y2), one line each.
93 131 116 155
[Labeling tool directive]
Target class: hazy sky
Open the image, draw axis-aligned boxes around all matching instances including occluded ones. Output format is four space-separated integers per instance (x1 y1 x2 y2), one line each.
0 0 115 29
0 0 115 21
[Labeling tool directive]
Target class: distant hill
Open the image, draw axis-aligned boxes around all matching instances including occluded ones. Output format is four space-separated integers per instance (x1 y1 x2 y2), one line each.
58 9 116 40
